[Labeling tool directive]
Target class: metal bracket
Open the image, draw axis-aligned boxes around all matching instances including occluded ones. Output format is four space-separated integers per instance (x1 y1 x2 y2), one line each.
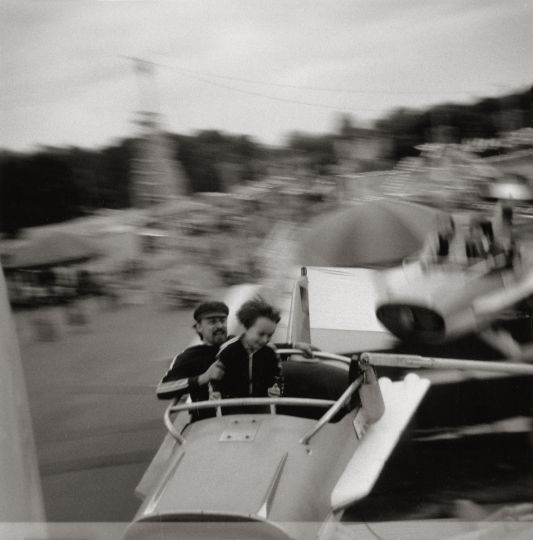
219 418 261 442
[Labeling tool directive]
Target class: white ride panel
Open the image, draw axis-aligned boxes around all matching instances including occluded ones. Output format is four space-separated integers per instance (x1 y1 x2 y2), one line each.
306 267 386 333
331 374 430 511
0 268 45 521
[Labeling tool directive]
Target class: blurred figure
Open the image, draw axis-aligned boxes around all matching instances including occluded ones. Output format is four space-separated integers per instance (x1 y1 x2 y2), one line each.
436 216 456 259
76 269 92 297
38 268 56 301
479 219 495 249
420 216 456 267
465 217 490 261
492 202 513 247
491 202 520 270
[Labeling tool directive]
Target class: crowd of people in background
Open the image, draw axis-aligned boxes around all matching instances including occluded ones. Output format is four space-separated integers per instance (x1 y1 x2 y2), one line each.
421 201 519 272
5 265 126 310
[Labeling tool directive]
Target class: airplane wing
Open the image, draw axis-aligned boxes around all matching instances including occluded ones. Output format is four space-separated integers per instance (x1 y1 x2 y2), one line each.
330 374 431 511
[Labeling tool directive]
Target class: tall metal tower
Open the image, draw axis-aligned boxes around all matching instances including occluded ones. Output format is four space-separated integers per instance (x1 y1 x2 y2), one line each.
129 58 188 208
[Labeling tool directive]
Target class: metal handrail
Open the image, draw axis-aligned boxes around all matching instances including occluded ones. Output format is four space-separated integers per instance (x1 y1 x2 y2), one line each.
164 396 336 443
169 396 336 414
164 398 186 445
282 348 533 376
360 352 533 375
299 374 364 446
276 348 352 365
163 350 355 445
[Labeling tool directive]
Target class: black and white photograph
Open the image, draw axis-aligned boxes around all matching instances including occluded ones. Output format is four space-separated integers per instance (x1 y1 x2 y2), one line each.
1 1 532 539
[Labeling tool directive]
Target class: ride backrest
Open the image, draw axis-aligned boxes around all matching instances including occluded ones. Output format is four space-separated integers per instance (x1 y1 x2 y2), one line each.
279 360 349 420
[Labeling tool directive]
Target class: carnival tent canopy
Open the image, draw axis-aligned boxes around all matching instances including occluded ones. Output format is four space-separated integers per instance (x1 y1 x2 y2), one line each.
5 231 100 269
299 198 448 268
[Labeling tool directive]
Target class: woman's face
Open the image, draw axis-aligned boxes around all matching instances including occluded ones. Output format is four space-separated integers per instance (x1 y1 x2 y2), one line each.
243 316 277 352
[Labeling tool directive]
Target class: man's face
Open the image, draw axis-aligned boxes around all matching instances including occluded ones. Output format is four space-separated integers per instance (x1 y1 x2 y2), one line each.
195 314 228 346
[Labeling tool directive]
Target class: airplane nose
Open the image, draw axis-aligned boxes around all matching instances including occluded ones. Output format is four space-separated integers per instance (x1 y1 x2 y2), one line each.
376 303 445 342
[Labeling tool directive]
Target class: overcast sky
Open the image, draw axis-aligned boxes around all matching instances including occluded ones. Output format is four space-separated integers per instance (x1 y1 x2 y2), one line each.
1 0 532 151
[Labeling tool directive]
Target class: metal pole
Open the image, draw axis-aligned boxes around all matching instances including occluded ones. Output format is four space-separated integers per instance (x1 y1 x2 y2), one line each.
300 375 364 445
276 349 351 365
164 399 186 445
361 352 533 376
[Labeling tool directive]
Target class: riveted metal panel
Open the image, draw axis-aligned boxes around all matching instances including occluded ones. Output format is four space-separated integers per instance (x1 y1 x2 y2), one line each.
219 418 261 442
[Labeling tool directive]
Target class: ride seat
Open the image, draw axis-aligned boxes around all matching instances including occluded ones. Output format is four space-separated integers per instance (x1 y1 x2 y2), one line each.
279 361 349 420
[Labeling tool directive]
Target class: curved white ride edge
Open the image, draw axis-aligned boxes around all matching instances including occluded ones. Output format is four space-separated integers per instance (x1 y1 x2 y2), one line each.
331 374 430 512
0 266 45 521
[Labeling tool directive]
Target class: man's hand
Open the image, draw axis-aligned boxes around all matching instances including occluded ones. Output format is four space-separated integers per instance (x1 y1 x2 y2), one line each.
207 360 225 380
267 384 281 397
294 341 320 358
199 360 225 385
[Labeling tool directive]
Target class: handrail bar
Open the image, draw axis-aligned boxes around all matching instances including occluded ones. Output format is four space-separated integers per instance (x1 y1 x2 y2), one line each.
164 396 337 443
169 396 336 414
299 374 364 446
164 398 186 445
276 348 352 365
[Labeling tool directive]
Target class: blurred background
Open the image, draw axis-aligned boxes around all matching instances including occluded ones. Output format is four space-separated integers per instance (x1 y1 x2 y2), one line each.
1 0 532 534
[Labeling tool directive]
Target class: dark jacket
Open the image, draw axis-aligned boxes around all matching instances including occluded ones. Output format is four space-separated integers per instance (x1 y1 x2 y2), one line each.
156 344 219 420
216 336 281 398
157 338 289 419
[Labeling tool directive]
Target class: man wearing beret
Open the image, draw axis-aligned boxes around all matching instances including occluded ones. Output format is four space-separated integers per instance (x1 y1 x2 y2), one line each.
156 300 315 420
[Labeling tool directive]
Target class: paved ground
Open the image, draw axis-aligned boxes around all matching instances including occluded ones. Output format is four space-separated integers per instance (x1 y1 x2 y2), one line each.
17 297 194 521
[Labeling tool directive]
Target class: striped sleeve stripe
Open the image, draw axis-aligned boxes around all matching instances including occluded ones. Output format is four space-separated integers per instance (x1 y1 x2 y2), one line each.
156 378 189 395
156 356 179 383
217 335 240 355
168 354 180 370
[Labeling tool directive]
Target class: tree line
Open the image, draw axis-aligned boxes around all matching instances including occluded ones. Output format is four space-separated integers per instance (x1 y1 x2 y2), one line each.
1 86 531 236
376 88 533 161
0 132 265 236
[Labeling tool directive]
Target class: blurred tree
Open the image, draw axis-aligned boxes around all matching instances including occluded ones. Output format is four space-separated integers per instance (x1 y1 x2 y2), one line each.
0 158 27 236
287 132 336 173
376 108 427 161
1 86 529 233
376 86 531 162
94 141 132 208
335 113 356 137
66 147 100 210
170 130 263 192
0 153 80 234
173 134 223 193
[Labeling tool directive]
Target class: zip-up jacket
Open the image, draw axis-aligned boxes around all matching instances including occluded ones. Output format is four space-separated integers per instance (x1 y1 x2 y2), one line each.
215 336 281 398
157 344 219 402
157 339 291 400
